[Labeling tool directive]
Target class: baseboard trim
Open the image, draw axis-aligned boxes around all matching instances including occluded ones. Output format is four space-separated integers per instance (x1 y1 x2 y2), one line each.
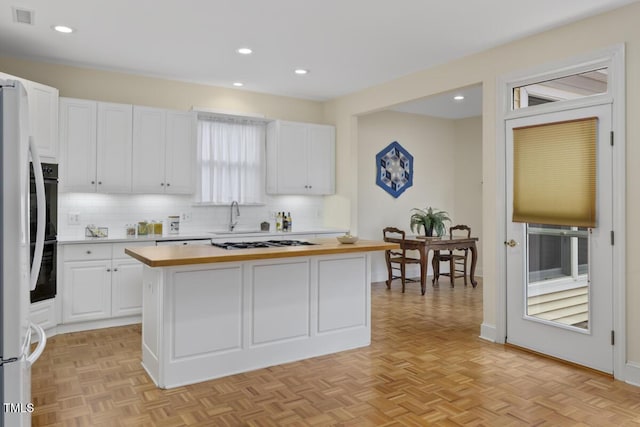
623 361 640 387
40 315 142 339
479 322 497 342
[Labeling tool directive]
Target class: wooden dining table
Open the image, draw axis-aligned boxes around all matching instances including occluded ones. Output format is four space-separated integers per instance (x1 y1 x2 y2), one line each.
383 235 479 294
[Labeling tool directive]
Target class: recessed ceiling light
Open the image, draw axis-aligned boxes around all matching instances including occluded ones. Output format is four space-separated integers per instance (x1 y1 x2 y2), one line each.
236 48 253 55
52 25 74 33
294 69 309 75
233 82 244 87
453 95 465 101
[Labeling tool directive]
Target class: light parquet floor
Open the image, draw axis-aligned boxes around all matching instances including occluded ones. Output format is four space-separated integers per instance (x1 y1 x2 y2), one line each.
31 279 640 426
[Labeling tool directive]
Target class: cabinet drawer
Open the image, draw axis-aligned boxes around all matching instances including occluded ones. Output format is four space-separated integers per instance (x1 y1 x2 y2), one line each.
113 241 153 259
63 243 111 261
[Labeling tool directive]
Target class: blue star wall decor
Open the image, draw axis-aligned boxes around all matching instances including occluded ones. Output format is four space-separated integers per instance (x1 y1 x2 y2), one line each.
375 141 413 198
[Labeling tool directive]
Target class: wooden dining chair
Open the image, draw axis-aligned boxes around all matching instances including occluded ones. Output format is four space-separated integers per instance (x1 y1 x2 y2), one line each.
382 227 421 293
434 225 471 287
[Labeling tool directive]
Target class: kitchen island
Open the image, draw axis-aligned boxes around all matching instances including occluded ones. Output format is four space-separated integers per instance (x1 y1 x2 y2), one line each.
125 238 398 389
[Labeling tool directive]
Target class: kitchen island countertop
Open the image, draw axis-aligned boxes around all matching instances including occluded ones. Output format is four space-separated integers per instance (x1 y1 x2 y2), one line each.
125 238 398 267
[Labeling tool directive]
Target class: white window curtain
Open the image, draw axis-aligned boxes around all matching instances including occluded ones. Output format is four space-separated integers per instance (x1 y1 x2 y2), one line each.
197 118 266 204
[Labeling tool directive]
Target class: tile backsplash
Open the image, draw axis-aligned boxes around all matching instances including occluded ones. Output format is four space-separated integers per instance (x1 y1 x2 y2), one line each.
58 193 326 239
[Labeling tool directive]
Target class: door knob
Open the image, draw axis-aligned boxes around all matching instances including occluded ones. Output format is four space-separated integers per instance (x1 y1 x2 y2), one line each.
504 239 518 247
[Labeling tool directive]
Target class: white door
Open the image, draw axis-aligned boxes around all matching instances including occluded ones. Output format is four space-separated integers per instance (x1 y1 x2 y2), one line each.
62 260 112 323
307 125 335 195
165 111 196 194
111 260 143 317
25 80 59 161
96 102 132 193
276 122 309 193
59 98 97 192
505 103 613 373
132 106 166 193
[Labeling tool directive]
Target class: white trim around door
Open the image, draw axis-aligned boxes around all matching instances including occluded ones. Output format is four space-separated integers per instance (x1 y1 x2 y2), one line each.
492 44 628 382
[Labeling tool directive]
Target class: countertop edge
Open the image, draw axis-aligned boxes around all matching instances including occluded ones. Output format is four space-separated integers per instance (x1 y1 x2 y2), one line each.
125 239 399 267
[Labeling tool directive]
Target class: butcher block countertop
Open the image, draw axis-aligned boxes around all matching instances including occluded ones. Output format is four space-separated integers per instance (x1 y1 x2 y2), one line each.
125 238 399 267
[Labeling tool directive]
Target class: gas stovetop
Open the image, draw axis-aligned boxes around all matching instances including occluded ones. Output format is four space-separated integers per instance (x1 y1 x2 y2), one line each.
211 240 317 250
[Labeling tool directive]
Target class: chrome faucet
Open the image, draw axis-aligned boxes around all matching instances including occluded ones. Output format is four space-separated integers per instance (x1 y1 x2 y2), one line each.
229 201 240 231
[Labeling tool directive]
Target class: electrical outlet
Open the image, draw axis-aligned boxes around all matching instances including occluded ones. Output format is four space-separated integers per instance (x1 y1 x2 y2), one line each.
181 212 192 222
68 212 81 225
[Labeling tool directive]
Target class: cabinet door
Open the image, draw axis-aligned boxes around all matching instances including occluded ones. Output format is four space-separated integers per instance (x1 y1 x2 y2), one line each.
25 81 59 161
59 98 97 192
165 111 196 194
132 106 166 193
306 125 335 195
275 122 309 194
97 102 133 193
111 259 143 317
62 260 111 323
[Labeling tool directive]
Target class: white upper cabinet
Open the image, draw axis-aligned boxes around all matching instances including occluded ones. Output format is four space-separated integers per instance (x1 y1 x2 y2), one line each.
266 120 335 195
97 102 133 193
164 111 196 194
307 125 336 194
132 106 195 194
59 98 132 193
0 73 59 161
132 106 165 193
59 98 98 192
25 81 59 161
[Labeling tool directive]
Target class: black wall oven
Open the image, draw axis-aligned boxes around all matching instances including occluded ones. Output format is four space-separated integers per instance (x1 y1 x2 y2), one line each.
30 162 57 303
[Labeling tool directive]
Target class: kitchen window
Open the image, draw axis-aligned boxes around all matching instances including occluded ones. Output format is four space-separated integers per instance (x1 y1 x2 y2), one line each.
197 116 266 204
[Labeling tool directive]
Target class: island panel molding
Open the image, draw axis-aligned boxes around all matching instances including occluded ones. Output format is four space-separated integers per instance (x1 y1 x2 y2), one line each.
317 256 367 333
251 260 310 345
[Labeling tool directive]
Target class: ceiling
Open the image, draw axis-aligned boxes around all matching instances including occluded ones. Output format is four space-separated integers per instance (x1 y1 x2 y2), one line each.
0 0 636 102
391 85 483 119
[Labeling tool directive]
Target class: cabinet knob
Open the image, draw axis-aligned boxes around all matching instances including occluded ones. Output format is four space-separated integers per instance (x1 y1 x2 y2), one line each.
98 181 102 185
106 268 111 272
166 183 171 187
91 181 95 185
114 268 118 272
86 250 92 254
161 183 165 186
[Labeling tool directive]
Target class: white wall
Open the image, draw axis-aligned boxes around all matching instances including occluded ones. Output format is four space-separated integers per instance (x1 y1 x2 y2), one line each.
0 56 326 124
453 116 483 275
357 110 482 283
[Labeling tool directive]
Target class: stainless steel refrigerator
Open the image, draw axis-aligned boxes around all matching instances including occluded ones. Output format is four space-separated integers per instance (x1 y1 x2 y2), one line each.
1 79 47 427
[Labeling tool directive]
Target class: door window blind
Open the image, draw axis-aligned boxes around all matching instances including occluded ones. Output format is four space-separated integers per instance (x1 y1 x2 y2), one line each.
513 117 597 227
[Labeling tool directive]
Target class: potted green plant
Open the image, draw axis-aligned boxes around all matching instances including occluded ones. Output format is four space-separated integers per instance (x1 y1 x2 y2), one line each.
410 207 451 237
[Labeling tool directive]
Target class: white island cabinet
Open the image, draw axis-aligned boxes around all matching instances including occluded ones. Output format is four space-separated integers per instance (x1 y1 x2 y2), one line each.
126 239 396 389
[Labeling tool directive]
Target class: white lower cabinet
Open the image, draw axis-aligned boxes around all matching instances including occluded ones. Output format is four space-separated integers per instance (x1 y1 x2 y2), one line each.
62 259 111 323
61 242 148 324
111 259 144 317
